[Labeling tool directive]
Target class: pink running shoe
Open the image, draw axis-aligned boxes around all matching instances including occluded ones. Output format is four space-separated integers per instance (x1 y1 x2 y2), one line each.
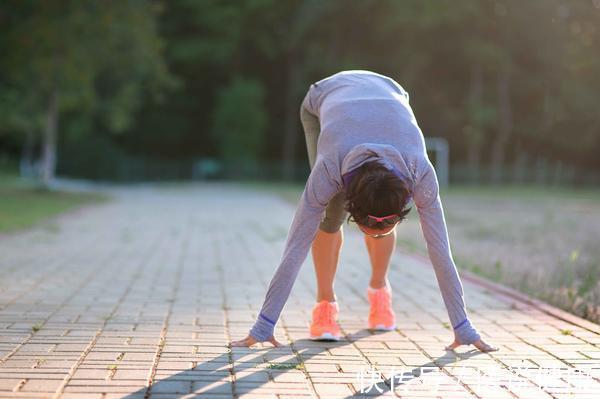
309 300 342 341
367 285 396 330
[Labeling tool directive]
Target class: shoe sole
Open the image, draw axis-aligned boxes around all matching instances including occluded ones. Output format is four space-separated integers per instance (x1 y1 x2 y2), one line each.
369 324 396 331
309 332 341 341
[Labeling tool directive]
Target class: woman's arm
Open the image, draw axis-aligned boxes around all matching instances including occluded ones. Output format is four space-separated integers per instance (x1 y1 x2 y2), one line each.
234 158 341 345
248 202 324 341
413 159 483 345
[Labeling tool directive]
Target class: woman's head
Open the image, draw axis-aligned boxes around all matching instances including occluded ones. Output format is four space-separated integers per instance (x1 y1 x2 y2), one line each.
344 156 412 233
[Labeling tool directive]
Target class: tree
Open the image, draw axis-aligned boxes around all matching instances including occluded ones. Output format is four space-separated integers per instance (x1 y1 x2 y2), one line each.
210 76 267 171
0 0 176 187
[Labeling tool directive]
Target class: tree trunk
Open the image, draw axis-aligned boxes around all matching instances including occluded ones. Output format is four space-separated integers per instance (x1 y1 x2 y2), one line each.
41 90 59 187
281 50 303 181
541 88 553 133
20 128 37 178
490 63 512 184
511 146 528 183
466 62 484 183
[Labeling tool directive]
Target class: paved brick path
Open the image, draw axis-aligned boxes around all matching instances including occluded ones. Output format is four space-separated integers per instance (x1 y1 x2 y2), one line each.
0 182 599 398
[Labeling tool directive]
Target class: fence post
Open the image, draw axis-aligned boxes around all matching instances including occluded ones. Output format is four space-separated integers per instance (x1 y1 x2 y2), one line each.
425 137 449 189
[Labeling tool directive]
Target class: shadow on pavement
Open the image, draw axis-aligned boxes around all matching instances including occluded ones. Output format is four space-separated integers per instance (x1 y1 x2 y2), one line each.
119 329 485 398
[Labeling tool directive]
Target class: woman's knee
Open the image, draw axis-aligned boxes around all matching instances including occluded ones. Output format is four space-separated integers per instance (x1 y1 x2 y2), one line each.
319 219 344 234
319 206 348 233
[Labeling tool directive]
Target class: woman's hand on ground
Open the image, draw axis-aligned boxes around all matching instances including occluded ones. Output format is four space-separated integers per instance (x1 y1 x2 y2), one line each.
230 334 283 348
445 337 499 353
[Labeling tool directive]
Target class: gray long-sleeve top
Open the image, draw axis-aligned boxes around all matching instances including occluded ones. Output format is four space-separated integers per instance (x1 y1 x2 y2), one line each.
249 70 481 345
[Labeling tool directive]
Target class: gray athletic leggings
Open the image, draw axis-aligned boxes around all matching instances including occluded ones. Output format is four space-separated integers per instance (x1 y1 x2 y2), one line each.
299 87 348 233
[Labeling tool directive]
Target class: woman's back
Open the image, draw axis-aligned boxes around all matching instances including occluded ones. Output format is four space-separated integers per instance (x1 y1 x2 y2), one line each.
308 70 427 166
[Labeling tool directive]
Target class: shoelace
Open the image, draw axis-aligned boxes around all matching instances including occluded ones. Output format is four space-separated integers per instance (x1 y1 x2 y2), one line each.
315 303 336 325
370 289 391 316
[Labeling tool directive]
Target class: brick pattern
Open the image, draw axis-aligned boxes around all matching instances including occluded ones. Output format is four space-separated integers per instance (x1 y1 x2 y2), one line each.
0 183 599 398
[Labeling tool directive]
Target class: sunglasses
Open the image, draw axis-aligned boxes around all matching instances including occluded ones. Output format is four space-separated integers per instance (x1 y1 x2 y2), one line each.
366 213 401 227
357 214 401 238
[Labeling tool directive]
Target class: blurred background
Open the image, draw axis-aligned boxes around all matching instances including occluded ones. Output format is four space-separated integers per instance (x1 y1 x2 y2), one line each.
1 1 600 323
1 0 600 185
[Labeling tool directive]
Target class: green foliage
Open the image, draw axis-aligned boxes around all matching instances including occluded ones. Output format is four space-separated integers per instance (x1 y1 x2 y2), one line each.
210 76 267 162
167 0 248 65
0 87 44 134
2 0 600 180
0 0 177 143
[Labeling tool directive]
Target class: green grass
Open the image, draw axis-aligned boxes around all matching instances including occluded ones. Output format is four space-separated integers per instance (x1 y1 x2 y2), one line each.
234 180 600 209
266 362 305 370
443 183 600 202
0 170 109 233
235 180 304 204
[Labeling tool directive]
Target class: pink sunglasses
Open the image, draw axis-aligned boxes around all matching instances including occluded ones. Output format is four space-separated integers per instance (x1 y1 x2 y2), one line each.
367 214 399 223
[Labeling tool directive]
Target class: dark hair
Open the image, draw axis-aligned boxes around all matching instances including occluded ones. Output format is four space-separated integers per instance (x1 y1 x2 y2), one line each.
344 155 412 229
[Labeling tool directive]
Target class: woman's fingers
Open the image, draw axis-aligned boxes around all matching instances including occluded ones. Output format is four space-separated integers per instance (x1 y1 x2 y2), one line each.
473 339 499 352
230 335 283 348
233 333 492 352
230 338 250 347
230 335 257 347
445 338 500 353
444 338 461 351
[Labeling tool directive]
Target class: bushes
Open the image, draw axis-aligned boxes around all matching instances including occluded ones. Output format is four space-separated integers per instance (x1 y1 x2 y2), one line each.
210 77 267 175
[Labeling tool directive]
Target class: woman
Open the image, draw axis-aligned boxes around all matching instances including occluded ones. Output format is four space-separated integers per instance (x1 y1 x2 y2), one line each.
231 70 498 352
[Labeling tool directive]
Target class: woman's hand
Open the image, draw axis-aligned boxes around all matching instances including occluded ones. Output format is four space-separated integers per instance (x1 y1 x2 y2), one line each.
445 337 499 353
230 334 283 348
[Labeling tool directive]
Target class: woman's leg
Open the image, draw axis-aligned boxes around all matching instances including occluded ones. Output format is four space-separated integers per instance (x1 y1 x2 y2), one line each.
300 90 320 169
364 228 397 289
300 87 347 303
301 90 344 340
313 191 348 301
364 228 397 330
311 228 343 302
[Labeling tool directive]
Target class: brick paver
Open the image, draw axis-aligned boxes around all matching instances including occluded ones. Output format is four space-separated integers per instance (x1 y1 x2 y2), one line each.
0 182 599 398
